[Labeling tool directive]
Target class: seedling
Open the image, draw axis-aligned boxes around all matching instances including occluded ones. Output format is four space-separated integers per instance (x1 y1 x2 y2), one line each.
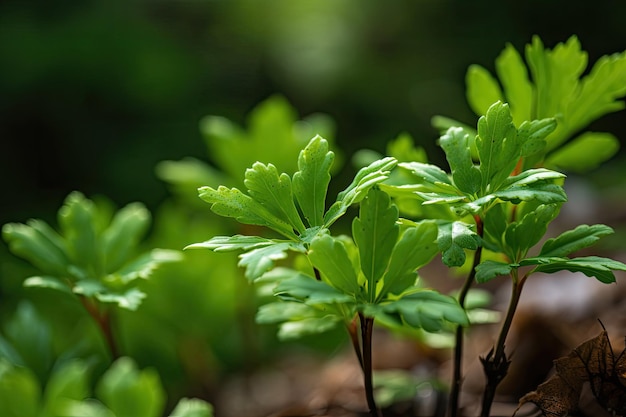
190 136 469 416
2 192 182 358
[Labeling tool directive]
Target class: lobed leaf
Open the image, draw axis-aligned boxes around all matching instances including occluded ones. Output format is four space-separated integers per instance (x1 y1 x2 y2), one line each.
545 132 621 173
2 221 69 276
24 276 72 294
475 260 513 284
466 64 504 117
437 221 480 267
244 162 306 234
185 235 275 252
540 224 614 258
495 43 533 125
438 127 481 195
114 249 182 284
378 221 439 299
324 157 397 227
308 234 360 295
504 204 560 260
274 273 355 305
292 135 334 227
58 192 101 275
352 188 399 296
476 102 520 193
522 256 626 284
382 290 469 332
96 357 165 417
198 185 297 239
101 203 151 274
237 242 303 282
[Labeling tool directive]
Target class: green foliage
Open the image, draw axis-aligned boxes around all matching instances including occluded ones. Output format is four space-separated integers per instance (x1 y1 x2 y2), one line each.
0 357 213 417
2 192 181 311
156 96 338 203
188 135 396 281
464 36 626 171
193 135 468 340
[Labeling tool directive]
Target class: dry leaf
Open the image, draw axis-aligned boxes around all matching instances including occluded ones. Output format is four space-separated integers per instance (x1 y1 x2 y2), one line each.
517 329 626 416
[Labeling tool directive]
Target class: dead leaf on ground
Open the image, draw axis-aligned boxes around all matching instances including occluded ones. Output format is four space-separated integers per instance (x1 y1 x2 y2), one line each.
516 328 626 416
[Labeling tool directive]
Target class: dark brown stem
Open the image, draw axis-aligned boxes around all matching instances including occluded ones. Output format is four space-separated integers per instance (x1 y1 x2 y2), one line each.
80 296 119 359
479 275 526 417
359 312 380 417
348 315 364 370
448 216 484 417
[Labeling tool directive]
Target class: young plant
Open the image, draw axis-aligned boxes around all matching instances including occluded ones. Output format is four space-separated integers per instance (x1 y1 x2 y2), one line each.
0 355 214 417
2 192 182 359
189 136 469 416
394 35 626 417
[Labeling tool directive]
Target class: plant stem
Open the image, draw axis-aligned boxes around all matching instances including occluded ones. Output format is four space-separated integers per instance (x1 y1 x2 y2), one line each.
448 216 483 417
80 296 119 359
358 312 380 417
348 316 364 370
479 275 526 417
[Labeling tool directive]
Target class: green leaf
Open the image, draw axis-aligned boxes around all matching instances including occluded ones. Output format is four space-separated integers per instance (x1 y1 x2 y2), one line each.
475 260 512 283
307 235 360 295
42 360 91 417
113 249 182 284
495 43 533 125
476 102 520 193
545 132 621 172
57 400 115 417
539 224 614 258
238 242 303 282
386 132 427 163
274 274 354 305
324 157 397 227
277 316 342 340
96 357 165 417
526 36 587 130
0 359 41 417
504 204 560 259
352 189 399 297
378 221 439 299
438 127 481 195
397 162 455 193
466 64 504 117
2 221 69 276
292 135 335 227
244 162 306 233
198 185 297 239
256 301 319 324
437 221 480 267
24 276 72 294
490 182 567 204
95 288 147 311
382 290 469 332
185 235 275 252
500 168 565 188
562 49 626 146
169 398 214 417
522 256 626 284
517 118 556 159
482 203 507 252
58 192 101 274
101 202 151 273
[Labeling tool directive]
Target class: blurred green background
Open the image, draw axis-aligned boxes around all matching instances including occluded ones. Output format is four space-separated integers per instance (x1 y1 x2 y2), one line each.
1 1 626 415
2 0 626 224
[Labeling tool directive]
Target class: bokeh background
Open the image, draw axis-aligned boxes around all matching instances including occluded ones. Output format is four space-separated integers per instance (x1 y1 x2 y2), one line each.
2 1 626 416
2 0 626 224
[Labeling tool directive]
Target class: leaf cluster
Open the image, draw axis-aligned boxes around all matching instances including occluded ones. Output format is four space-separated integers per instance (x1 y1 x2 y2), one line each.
0 357 213 417
463 35 626 172
2 192 181 310
388 102 566 267
188 135 396 281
